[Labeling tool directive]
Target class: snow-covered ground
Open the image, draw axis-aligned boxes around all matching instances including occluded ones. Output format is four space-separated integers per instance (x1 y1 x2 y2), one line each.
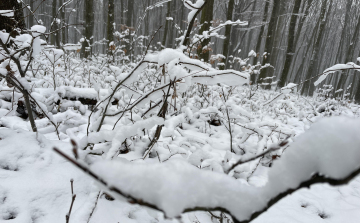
2 24 360 222
1 98 360 223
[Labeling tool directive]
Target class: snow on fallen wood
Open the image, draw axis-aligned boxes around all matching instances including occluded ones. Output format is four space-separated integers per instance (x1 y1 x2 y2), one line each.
32 86 142 106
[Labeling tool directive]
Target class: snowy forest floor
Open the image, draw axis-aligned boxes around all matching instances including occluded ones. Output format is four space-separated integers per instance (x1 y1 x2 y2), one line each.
1 87 360 223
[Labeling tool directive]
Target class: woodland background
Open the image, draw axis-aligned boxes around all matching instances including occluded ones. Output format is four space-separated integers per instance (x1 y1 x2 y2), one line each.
9 0 360 102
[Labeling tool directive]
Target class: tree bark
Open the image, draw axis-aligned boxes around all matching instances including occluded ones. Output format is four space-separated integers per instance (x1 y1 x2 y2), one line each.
60 0 66 45
278 0 302 88
29 0 34 28
219 0 235 70
162 1 171 48
0 0 26 36
107 0 115 44
301 0 329 96
335 0 353 95
81 0 95 58
197 0 215 63
252 0 270 83
51 0 60 47
257 0 282 85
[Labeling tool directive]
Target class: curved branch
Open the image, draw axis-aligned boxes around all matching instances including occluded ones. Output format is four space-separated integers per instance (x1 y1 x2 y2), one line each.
54 146 360 223
182 1 207 46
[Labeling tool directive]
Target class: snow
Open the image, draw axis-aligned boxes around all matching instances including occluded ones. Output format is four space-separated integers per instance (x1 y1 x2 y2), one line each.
0 10 14 17
281 83 297 94
105 116 165 159
0 31 10 44
31 25 46 37
248 50 257 57
1 7 360 223
63 43 82 51
315 63 360 86
90 116 360 221
192 70 249 86
31 25 46 57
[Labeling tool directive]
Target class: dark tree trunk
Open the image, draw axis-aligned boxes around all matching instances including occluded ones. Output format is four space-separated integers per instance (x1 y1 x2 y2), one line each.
81 0 95 58
294 0 313 47
349 15 360 100
0 0 26 36
60 0 66 45
257 0 282 85
162 1 171 48
125 0 134 56
219 0 235 70
126 0 133 27
252 0 270 83
278 0 302 88
51 0 60 47
197 0 215 63
301 0 329 96
29 0 34 28
335 0 353 95
107 0 115 44
120 0 124 25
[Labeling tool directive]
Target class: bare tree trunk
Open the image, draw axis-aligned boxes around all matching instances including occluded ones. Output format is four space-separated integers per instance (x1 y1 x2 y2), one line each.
0 0 26 36
197 0 214 63
51 0 60 47
60 0 66 45
107 0 115 44
301 0 329 96
252 0 270 83
219 0 235 70
278 0 302 88
29 0 34 28
125 0 134 56
162 1 171 48
257 0 282 85
81 0 94 58
335 0 353 95
348 15 360 100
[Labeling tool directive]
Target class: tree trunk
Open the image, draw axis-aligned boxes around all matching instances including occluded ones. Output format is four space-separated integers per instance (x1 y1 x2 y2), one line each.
348 15 360 100
257 0 282 85
125 0 134 56
60 0 66 45
120 0 124 25
107 0 115 44
335 0 353 95
197 0 215 63
51 0 60 46
278 0 302 88
301 0 329 96
252 0 270 83
126 0 133 27
0 0 26 36
219 0 235 70
81 0 95 58
162 1 171 48
244 0 257 59
29 0 34 28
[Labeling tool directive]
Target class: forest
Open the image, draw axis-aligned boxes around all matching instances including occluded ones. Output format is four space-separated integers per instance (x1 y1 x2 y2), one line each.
0 0 360 223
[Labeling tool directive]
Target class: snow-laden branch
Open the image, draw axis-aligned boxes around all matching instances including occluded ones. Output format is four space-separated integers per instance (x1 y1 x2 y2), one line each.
135 0 173 34
314 62 360 86
0 10 14 17
56 116 360 223
181 0 206 46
